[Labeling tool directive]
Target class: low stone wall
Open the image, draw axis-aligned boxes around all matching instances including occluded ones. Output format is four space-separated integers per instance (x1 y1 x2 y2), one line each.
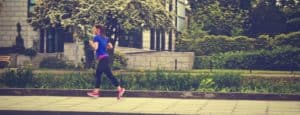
63 42 85 66
125 51 194 70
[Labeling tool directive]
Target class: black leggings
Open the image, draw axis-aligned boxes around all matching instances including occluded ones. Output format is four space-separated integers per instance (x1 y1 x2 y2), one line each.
94 57 119 88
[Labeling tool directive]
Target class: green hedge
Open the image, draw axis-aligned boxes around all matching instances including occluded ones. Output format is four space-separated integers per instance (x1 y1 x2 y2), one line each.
177 31 300 56
194 46 300 70
191 35 259 55
1 69 299 93
112 51 128 70
180 35 269 56
275 31 300 48
39 57 71 69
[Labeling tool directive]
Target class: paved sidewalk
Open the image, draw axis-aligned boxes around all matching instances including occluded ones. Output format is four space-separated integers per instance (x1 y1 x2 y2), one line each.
0 96 299 115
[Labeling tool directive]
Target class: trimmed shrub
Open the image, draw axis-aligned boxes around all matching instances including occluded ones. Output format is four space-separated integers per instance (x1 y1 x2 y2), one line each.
112 51 128 70
194 46 300 70
39 57 68 69
0 61 9 68
22 48 37 57
191 35 258 55
0 67 34 88
1 70 300 93
33 72 94 89
275 31 300 48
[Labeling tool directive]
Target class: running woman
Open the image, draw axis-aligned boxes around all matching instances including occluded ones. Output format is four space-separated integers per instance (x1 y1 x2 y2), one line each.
87 24 125 100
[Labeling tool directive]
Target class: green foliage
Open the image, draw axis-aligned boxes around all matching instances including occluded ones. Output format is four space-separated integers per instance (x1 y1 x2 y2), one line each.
29 0 174 68
28 0 79 30
112 51 128 70
198 78 215 92
29 0 174 40
1 70 299 94
0 61 9 68
242 77 300 93
247 0 287 37
22 48 37 57
180 35 257 55
274 31 300 47
33 72 94 89
39 57 68 69
0 67 34 88
194 46 300 70
191 1 248 36
176 21 207 52
83 41 96 69
177 31 300 56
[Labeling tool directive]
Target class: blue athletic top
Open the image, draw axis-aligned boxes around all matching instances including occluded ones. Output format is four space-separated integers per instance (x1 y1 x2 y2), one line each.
93 35 109 60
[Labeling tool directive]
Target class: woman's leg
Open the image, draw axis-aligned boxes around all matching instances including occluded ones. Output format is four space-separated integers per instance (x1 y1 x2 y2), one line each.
87 60 103 97
102 58 119 87
94 61 104 91
102 58 125 99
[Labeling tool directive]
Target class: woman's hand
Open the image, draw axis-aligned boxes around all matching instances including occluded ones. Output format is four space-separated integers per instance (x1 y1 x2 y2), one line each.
88 40 93 45
89 40 98 50
107 43 113 49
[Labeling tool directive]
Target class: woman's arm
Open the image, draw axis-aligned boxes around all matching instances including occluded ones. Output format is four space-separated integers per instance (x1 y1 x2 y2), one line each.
89 40 98 50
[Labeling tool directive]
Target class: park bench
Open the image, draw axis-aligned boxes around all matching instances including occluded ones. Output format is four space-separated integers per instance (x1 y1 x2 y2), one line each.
0 56 11 68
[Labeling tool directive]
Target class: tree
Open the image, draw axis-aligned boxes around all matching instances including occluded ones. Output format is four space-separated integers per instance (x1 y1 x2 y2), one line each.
246 0 287 37
189 0 248 36
176 21 207 52
278 0 300 32
28 0 79 30
29 0 174 45
71 0 173 42
29 0 174 66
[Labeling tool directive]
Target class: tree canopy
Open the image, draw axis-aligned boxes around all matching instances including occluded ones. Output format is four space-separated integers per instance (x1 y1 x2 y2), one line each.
28 0 174 43
189 0 248 36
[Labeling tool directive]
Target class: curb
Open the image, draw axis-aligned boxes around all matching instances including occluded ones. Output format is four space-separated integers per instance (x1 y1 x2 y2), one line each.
0 88 299 100
0 110 151 115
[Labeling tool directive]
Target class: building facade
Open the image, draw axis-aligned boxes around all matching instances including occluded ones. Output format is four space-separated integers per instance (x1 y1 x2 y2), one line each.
0 0 191 69
118 0 190 51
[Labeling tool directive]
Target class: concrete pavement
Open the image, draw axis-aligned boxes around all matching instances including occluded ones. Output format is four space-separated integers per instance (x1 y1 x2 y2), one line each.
0 96 299 115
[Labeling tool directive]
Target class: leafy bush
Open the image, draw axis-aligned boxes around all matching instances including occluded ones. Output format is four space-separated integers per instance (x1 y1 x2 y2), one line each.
0 67 34 88
0 61 9 68
22 48 37 57
112 51 128 70
39 57 68 69
194 46 300 70
1 70 299 93
275 31 300 48
185 35 258 55
33 72 94 89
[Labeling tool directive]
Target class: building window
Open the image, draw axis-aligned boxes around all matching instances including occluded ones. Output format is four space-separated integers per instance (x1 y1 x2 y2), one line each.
28 0 36 17
39 26 65 53
118 30 143 49
169 0 173 11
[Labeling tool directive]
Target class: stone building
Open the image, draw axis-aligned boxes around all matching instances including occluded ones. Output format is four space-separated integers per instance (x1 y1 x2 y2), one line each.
0 0 193 70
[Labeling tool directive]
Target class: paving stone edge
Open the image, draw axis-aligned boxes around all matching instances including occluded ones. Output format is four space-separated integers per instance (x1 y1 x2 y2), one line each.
0 88 299 100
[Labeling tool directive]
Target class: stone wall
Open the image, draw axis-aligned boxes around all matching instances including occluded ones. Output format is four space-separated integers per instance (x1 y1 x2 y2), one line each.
125 51 194 70
0 0 39 48
63 42 85 66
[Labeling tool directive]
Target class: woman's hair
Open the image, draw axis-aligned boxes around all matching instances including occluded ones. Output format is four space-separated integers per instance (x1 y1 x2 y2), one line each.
94 24 106 36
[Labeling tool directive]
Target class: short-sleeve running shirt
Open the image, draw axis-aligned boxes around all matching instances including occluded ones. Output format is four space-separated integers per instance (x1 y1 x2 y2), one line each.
93 35 109 59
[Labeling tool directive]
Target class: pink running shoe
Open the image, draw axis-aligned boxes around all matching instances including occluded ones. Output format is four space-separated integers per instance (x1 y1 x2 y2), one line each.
87 91 99 97
117 88 125 100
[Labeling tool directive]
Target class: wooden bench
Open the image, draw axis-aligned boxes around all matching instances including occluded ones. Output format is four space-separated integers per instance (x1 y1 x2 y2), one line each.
0 56 11 67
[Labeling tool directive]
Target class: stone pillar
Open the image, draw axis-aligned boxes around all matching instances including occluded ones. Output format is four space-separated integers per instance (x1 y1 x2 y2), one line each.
142 30 151 50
